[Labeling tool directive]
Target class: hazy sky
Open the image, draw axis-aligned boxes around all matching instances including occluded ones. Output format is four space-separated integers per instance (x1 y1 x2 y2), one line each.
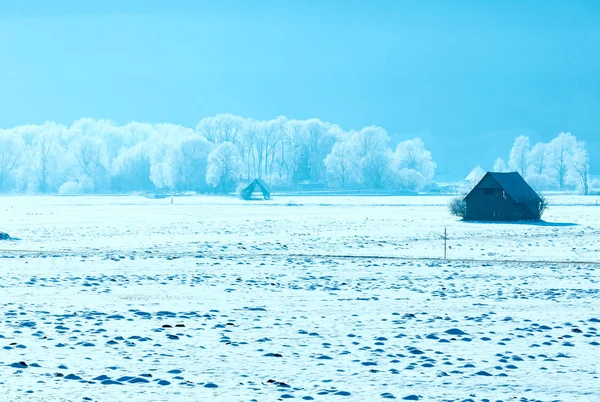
1 0 598 177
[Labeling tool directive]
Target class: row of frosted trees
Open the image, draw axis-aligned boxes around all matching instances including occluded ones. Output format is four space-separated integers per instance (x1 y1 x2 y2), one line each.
0 115 437 194
467 132 594 194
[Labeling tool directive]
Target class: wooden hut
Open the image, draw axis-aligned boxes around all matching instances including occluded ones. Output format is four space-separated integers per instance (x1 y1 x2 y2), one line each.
464 172 543 221
240 178 271 200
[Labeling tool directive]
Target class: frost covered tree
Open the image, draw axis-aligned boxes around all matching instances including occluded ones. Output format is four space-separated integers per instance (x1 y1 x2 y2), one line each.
0 116 447 194
392 138 436 191
29 123 70 193
280 119 308 184
243 120 266 179
206 142 242 192
71 136 110 192
305 119 337 182
0 130 25 191
395 163 427 191
351 127 389 161
465 165 485 191
168 136 213 192
363 150 392 189
239 120 268 180
350 126 390 188
31 131 56 193
493 158 508 172
526 173 554 192
282 120 312 184
508 135 530 176
120 121 158 147
237 122 257 181
264 117 287 181
525 142 553 191
70 118 126 163
111 143 154 193
150 162 174 192
528 142 549 176
292 146 311 184
548 132 577 189
324 141 355 188
570 141 590 195
196 114 244 145
251 118 285 179
154 123 195 145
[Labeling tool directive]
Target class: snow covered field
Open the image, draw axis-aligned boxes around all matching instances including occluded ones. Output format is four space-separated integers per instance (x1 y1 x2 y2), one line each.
0 195 599 401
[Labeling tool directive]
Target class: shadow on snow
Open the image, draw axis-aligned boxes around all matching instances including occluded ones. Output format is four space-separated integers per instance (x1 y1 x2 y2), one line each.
462 220 578 227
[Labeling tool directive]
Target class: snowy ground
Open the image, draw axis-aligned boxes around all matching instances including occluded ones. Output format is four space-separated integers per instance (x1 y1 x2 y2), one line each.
0 195 599 401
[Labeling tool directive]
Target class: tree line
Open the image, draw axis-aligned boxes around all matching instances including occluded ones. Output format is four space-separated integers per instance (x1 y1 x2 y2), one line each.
0 115 437 195
466 132 594 194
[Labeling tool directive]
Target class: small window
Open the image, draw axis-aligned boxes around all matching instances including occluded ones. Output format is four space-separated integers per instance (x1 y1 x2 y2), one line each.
484 188 494 195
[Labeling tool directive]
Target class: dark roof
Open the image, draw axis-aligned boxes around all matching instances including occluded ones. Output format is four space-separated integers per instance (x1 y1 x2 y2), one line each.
253 178 271 193
470 172 541 203
240 178 271 200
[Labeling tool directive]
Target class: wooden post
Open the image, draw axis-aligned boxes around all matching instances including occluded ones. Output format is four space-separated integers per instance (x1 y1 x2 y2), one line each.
444 228 447 260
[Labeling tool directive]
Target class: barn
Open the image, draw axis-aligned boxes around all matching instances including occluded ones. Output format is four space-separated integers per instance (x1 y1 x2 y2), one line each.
464 172 543 221
240 178 271 200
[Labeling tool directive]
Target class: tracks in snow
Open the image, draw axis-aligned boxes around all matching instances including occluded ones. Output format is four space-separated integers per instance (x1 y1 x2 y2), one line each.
0 248 597 266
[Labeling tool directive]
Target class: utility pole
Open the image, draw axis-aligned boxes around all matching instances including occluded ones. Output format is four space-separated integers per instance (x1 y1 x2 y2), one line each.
444 228 447 260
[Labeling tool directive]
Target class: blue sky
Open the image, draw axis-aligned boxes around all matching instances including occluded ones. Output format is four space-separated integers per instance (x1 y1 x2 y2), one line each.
1 0 598 177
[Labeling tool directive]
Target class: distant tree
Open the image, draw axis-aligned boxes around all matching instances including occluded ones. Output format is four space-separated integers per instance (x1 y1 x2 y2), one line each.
292 146 311 184
525 142 553 191
70 136 110 192
548 132 577 189
206 142 242 193
325 141 355 188
251 117 285 178
150 162 174 192
528 142 549 176
284 120 310 184
363 149 392 189
526 173 554 192
264 116 287 179
111 143 154 193
395 167 426 191
70 118 126 163
275 118 302 184
58 181 82 195
493 157 508 172
305 119 337 182
0 130 25 191
30 124 66 193
32 139 52 192
168 136 213 193
351 126 391 188
465 166 485 191
392 138 436 191
570 141 590 195
196 114 245 145
154 123 195 147
352 127 389 160
237 123 256 181
508 135 530 176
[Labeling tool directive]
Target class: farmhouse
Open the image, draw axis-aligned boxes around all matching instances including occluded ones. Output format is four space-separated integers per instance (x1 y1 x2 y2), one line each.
240 178 271 200
464 172 543 221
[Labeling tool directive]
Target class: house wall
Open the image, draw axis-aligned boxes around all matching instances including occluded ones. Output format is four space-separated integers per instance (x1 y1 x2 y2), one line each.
466 179 537 221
